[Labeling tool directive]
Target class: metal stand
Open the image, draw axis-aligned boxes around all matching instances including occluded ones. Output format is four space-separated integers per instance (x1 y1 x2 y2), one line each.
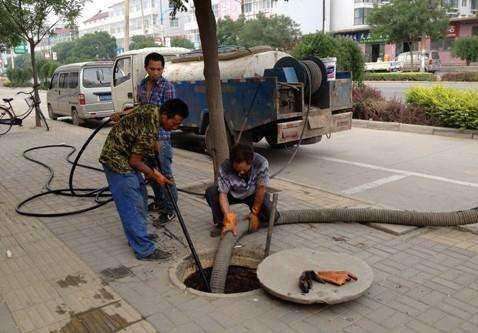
265 192 279 257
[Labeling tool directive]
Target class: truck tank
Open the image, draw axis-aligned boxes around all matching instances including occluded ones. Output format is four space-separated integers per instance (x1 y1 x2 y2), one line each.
164 49 291 82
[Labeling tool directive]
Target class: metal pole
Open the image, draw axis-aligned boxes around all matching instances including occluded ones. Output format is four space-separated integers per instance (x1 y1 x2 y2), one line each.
124 0 130 51
322 0 326 33
264 193 278 257
10 49 14 70
165 184 211 292
159 0 165 45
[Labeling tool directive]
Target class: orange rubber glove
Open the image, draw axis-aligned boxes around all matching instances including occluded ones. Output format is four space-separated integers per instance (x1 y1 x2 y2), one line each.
315 271 358 286
247 213 261 232
221 212 238 238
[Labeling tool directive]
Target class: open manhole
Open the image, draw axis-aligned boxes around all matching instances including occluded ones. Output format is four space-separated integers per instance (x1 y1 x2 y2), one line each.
170 248 263 297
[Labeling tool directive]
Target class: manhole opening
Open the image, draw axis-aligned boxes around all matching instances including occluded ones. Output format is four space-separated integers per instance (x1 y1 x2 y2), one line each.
172 248 263 296
184 265 260 294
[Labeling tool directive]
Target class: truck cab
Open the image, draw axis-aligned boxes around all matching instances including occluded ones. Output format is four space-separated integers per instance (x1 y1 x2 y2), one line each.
111 47 191 112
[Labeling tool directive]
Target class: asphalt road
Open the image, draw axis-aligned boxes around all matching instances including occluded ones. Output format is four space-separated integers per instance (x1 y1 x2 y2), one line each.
173 128 478 212
365 81 478 101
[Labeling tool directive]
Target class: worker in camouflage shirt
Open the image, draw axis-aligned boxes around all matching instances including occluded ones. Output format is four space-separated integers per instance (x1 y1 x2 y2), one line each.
100 99 189 261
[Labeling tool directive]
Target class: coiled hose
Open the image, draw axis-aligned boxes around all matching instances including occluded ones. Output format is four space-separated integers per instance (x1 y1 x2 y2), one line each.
209 207 478 293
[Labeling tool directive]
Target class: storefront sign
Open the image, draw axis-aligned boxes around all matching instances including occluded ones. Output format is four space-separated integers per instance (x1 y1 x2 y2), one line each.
447 24 460 38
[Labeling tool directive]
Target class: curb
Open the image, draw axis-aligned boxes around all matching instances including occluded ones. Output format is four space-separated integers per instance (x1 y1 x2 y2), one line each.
352 119 478 140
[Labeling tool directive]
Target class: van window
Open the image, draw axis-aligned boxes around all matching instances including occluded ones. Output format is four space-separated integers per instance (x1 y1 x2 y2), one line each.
68 72 79 88
50 73 59 89
59 73 68 89
83 67 113 88
113 57 132 86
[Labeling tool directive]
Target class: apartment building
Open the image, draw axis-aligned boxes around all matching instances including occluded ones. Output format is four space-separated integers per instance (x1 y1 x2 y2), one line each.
330 0 478 65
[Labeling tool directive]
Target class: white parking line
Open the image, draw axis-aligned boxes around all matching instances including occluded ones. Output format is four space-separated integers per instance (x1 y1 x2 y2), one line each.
321 157 478 188
342 175 408 195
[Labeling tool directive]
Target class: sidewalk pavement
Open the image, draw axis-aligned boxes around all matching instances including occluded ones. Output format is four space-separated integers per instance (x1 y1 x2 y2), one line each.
1 117 478 332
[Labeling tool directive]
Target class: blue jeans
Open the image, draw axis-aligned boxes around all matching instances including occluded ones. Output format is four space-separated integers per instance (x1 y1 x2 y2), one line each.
151 140 178 213
103 164 155 259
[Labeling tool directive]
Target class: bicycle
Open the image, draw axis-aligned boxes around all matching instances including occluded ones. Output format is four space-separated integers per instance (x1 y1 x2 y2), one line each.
0 87 49 136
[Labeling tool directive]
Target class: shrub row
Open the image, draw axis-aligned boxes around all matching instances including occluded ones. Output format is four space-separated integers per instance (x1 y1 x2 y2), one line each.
406 86 478 130
364 72 436 81
440 72 478 82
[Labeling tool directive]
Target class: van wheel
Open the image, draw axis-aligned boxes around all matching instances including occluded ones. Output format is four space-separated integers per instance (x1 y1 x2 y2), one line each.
71 109 85 126
47 105 58 120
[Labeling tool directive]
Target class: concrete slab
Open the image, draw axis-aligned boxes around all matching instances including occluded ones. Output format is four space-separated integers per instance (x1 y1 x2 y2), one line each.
368 222 418 236
257 248 373 305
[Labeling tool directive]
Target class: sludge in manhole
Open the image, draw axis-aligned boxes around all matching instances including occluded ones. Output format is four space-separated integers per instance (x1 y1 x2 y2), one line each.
184 266 261 293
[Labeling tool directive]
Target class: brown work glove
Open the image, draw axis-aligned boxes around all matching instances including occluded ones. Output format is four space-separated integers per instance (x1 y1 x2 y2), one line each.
222 212 238 238
315 271 358 286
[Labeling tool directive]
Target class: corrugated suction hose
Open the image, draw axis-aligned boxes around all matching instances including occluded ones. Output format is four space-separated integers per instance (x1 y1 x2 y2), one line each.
210 207 478 293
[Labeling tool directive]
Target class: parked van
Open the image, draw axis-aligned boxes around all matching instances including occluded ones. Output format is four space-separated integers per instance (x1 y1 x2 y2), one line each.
396 50 441 72
47 61 114 125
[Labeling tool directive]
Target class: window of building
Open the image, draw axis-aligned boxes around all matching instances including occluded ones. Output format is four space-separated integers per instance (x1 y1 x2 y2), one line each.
472 25 478 35
354 8 370 25
462 0 467 6
444 37 455 50
244 0 253 13
170 18 179 27
68 72 78 89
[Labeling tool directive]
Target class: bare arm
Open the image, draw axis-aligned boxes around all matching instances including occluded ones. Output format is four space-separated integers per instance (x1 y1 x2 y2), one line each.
219 192 231 216
252 184 266 215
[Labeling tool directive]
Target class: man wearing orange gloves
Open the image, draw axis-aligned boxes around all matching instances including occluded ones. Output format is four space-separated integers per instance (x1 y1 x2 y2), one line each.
205 143 274 237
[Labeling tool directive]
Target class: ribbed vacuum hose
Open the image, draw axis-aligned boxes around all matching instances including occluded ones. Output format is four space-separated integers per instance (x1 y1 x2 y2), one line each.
209 207 478 293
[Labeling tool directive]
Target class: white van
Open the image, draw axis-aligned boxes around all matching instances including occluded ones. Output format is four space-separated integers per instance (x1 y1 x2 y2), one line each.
47 61 114 125
396 50 441 72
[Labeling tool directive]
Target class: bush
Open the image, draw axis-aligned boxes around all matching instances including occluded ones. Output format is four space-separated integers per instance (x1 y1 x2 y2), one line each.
353 85 442 126
293 33 365 82
406 86 478 129
451 36 478 66
6 67 32 87
171 37 195 49
364 72 436 81
440 72 478 82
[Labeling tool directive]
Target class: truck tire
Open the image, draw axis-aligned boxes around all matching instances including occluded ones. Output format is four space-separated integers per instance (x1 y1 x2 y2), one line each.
71 109 85 126
47 104 58 120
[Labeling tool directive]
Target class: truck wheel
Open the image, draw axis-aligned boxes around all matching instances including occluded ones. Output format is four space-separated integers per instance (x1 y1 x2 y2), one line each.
71 109 85 126
47 104 58 120
266 134 296 149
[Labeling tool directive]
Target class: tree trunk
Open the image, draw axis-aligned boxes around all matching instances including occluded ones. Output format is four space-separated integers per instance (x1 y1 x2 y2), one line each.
193 0 229 179
466 59 470 66
29 41 41 127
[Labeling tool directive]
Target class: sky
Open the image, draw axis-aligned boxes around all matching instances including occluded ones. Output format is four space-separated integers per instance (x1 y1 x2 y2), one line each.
79 0 118 23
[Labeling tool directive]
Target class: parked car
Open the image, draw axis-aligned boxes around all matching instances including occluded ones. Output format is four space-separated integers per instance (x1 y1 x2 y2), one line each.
396 50 441 73
47 61 114 125
365 59 401 72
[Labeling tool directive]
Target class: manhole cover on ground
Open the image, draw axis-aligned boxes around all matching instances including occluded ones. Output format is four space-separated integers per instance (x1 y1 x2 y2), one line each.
257 248 374 304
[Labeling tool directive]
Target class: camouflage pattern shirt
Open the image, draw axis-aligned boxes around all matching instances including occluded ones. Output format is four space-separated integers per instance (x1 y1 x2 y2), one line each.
99 104 161 173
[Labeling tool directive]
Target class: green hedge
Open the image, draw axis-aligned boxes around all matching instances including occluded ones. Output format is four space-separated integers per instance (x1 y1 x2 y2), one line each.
440 72 478 82
365 72 436 81
406 86 478 129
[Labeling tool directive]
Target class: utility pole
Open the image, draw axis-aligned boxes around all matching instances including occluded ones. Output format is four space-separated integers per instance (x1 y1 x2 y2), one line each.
322 0 326 33
124 0 130 51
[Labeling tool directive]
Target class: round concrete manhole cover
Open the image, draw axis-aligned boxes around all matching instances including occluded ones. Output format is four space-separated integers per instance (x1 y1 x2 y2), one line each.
257 248 374 304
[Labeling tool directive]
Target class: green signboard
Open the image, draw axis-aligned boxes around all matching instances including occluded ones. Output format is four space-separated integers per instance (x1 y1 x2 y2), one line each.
14 43 27 54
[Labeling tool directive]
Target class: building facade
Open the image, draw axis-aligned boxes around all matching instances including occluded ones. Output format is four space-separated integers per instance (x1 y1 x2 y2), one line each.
330 0 478 65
